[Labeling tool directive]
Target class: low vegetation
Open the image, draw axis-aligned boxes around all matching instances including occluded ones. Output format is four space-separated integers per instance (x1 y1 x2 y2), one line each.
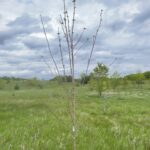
0 68 150 149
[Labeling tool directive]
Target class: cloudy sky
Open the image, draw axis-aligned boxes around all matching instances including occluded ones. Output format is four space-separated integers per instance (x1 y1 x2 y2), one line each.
0 0 150 79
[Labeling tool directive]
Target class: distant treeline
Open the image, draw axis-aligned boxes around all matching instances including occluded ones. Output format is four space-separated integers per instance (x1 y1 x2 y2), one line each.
0 76 27 81
125 71 150 80
0 77 48 90
0 71 149 82
80 71 150 84
0 71 149 91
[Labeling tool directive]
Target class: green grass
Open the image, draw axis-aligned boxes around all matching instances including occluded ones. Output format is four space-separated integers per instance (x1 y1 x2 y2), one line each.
0 84 150 150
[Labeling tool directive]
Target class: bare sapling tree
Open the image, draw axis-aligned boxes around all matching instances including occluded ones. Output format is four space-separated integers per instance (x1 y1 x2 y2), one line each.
40 0 103 149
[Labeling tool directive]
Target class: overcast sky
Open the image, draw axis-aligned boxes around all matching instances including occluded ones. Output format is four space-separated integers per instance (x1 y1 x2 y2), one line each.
0 0 149 79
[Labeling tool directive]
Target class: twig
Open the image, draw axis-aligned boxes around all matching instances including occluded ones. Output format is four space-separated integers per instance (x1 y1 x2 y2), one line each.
57 28 66 77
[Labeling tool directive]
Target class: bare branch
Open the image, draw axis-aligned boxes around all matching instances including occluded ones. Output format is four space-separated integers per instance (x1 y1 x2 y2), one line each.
85 9 103 75
108 57 117 67
74 28 86 48
74 37 90 56
40 14 60 76
41 56 55 76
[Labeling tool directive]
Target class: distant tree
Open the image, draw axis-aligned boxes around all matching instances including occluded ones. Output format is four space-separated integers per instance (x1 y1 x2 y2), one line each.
91 63 109 97
144 71 150 79
52 75 72 82
80 73 91 84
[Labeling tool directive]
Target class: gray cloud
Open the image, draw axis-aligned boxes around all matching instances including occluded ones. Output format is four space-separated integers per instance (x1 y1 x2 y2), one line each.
133 8 150 23
107 20 126 31
0 14 51 45
0 28 35 44
23 37 46 50
8 14 38 27
8 14 50 27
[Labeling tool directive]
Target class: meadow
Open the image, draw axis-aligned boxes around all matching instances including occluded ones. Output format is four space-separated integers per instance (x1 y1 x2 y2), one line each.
0 81 150 150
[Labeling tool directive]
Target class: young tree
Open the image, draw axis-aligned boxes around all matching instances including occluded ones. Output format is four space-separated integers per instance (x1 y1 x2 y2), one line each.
91 63 109 96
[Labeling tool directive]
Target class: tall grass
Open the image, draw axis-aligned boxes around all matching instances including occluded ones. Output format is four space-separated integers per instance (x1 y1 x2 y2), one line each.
0 85 150 149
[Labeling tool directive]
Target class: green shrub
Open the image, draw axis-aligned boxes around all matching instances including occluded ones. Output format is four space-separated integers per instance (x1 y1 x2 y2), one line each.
14 84 20 90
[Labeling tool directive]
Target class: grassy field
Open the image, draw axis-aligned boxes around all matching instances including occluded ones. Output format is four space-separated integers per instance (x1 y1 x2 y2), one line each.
0 84 150 150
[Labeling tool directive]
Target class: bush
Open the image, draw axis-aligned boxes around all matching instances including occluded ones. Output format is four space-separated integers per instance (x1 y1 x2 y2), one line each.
14 84 20 90
80 73 91 84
